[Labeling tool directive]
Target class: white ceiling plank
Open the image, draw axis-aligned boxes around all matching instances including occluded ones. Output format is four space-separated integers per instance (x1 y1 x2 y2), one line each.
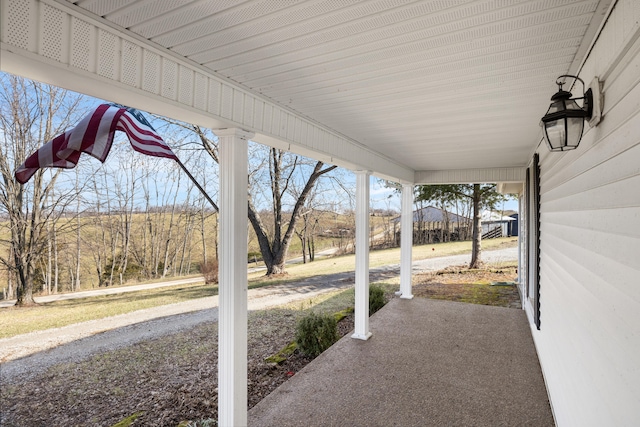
9 0 608 182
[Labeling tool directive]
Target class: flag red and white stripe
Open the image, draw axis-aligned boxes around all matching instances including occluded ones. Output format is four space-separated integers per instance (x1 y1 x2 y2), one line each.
15 104 178 184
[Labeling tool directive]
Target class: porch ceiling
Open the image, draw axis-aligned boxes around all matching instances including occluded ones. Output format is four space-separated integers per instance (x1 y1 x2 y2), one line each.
61 1 606 175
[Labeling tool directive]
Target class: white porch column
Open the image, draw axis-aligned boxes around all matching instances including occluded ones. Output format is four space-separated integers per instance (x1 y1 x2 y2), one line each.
217 128 253 427
352 170 372 340
400 183 414 299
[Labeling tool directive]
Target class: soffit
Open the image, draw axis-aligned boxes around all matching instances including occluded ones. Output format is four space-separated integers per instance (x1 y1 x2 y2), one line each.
69 0 605 172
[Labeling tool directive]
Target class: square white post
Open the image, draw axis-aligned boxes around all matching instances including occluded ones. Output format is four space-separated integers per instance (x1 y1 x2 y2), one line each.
400 183 414 299
217 128 253 427
352 170 372 340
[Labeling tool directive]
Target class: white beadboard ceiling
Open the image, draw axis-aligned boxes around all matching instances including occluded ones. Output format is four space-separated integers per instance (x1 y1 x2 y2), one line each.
69 0 607 173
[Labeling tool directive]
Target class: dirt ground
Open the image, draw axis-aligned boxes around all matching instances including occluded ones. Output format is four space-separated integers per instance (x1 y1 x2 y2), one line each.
0 304 357 427
412 263 521 308
0 263 520 426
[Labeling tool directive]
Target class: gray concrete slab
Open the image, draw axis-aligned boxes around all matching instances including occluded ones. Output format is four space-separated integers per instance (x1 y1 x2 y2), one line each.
249 297 554 426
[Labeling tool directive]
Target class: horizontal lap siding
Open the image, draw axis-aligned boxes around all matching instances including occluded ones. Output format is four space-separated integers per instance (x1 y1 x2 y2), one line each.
535 3 640 425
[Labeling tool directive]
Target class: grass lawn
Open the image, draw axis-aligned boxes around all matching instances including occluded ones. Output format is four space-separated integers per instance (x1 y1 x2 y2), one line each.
0 282 216 339
0 237 517 338
248 237 517 282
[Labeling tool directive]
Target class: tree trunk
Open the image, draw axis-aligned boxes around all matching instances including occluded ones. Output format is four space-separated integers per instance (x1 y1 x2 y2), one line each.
469 184 482 269
15 256 36 306
248 197 276 273
308 218 318 261
46 219 52 294
200 206 208 264
75 174 82 291
15 277 36 306
12 197 38 306
75 208 82 291
299 234 307 264
269 263 286 274
162 188 179 278
7 264 14 300
53 224 59 293
308 235 315 261
179 212 195 275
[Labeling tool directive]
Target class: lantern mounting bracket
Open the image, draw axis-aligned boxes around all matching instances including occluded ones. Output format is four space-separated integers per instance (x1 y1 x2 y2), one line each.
555 75 593 119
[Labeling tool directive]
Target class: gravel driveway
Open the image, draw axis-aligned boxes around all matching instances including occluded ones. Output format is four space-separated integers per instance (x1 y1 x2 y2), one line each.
0 247 517 383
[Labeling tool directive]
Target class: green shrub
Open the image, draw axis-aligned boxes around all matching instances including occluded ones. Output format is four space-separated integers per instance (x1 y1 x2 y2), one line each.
369 284 386 315
295 312 338 357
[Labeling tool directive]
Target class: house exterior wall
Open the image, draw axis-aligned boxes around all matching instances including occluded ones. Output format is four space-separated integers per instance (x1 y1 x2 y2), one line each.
529 2 640 425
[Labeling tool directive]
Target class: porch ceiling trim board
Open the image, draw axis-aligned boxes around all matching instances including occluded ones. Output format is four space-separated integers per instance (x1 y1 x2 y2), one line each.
415 167 526 185
0 0 414 183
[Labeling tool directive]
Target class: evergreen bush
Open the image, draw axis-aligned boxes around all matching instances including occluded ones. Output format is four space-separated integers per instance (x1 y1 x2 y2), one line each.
369 284 386 315
295 312 338 357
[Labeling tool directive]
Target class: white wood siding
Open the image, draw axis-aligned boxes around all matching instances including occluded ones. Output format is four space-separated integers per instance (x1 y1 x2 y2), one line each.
533 1 640 425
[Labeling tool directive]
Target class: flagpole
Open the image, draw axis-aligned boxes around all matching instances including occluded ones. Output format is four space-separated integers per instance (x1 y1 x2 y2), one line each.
175 158 219 211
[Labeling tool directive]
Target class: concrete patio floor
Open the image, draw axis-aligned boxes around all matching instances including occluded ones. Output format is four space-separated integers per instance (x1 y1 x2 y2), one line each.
249 297 554 426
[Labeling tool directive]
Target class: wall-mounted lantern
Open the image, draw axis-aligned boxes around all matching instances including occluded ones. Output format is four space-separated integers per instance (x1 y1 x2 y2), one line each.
540 75 600 152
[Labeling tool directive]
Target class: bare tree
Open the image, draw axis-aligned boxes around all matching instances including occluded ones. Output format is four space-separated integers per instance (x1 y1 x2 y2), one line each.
0 74 84 305
293 184 331 263
247 148 337 274
161 121 339 275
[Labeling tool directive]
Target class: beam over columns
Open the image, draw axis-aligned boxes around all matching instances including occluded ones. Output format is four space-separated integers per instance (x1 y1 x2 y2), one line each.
352 171 372 341
217 128 254 427
400 184 414 299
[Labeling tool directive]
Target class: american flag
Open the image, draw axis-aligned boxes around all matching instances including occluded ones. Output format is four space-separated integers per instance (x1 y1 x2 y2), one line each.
15 103 178 184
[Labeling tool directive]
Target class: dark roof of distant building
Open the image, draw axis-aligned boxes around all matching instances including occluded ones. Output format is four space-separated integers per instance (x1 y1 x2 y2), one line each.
393 206 469 223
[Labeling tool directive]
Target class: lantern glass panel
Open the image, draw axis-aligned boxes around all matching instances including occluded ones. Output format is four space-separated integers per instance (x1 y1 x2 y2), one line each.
543 119 566 151
566 116 585 148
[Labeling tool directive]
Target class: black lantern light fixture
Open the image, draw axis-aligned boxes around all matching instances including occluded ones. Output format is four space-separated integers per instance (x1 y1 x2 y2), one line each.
540 75 593 152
